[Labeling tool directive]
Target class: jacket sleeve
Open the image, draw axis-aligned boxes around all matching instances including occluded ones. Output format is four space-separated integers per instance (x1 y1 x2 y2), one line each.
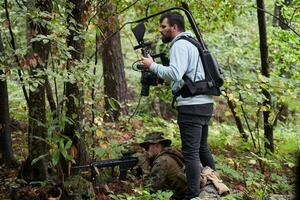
150 41 189 82
143 156 169 191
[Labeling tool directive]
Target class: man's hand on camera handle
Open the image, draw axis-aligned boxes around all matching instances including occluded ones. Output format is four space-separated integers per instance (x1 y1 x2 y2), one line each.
141 54 154 70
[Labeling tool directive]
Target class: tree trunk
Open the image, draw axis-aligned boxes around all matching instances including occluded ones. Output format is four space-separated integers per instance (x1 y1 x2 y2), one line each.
256 0 274 153
0 32 17 167
45 75 57 118
63 0 90 174
64 0 86 139
272 2 281 27
279 0 292 30
4 0 29 105
0 71 15 166
226 97 248 140
273 0 293 29
99 0 128 122
272 0 291 121
22 0 53 181
296 154 300 200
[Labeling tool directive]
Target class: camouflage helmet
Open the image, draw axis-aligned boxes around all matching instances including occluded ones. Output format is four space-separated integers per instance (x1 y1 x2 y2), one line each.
139 132 171 149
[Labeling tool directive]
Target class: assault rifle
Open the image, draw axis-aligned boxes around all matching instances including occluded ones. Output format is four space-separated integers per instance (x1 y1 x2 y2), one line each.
72 151 138 181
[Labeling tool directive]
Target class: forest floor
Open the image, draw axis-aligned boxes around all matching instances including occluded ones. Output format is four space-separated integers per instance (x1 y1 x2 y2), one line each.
0 117 297 200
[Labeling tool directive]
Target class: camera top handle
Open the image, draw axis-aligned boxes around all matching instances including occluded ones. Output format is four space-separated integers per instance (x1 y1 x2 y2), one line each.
131 7 206 50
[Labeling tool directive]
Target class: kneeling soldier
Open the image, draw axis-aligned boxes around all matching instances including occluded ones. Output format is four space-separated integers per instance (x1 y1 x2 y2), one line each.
138 132 229 200
139 132 187 200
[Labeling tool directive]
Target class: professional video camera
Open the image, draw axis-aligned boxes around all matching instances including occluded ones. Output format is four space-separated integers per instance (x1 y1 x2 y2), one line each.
131 22 169 96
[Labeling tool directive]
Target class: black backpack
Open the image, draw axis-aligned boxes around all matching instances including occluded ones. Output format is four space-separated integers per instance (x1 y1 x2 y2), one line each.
173 36 224 98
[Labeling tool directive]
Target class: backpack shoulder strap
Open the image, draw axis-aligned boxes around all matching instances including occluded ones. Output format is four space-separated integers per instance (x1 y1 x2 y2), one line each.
175 36 209 79
176 36 201 49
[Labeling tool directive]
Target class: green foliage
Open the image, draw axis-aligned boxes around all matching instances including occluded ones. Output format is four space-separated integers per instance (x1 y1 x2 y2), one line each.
29 180 52 187
49 134 74 166
2 0 299 198
209 122 295 197
6 81 28 120
133 115 180 146
93 127 125 159
109 188 173 200
31 154 48 166
269 173 291 193
221 194 244 200
243 169 292 198
217 161 244 182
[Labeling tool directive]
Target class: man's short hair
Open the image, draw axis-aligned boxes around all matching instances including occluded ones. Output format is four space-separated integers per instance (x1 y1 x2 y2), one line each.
160 12 185 32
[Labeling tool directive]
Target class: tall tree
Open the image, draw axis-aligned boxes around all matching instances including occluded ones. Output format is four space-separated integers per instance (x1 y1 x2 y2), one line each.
4 0 29 105
272 0 293 121
99 0 128 122
63 0 90 173
226 94 248 140
22 0 53 181
273 0 293 29
45 76 57 118
256 0 274 152
0 32 17 167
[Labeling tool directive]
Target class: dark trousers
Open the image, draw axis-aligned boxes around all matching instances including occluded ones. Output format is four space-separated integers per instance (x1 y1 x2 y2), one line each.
177 112 215 200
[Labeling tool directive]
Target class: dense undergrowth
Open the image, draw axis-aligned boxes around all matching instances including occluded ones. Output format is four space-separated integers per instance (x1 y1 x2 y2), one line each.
3 52 299 199
1 0 299 199
3 94 298 199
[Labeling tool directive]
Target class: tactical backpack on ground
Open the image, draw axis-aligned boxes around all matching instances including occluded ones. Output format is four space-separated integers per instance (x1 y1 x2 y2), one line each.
173 36 224 100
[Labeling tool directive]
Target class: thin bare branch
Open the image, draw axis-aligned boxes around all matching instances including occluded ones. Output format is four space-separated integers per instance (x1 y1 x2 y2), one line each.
4 0 29 105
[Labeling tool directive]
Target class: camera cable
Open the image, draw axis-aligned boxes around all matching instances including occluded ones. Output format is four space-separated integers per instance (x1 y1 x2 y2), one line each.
128 95 142 123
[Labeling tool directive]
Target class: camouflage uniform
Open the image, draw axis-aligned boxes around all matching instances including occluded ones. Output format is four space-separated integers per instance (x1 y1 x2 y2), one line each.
143 147 187 200
138 132 229 199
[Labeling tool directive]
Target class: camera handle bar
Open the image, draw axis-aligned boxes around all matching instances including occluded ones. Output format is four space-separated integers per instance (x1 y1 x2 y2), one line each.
131 7 206 50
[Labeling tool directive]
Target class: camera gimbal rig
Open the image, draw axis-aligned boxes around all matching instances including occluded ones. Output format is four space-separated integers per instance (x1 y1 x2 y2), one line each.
131 7 209 97
127 7 225 120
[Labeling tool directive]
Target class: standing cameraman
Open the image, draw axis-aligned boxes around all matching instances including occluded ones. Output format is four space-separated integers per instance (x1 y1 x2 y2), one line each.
141 12 215 200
